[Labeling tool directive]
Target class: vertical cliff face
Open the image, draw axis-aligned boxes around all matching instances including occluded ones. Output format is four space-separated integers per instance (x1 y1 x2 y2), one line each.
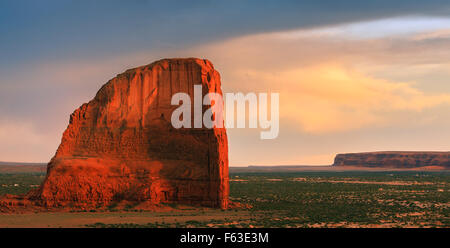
31 58 229 209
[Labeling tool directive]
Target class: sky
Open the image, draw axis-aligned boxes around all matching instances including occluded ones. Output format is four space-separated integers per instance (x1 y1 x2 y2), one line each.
1 1 450 165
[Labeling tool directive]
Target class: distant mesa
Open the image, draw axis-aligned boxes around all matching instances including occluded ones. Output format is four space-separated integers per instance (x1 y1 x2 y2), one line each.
333 151 450 169
2 58 229 211
0 162 46 173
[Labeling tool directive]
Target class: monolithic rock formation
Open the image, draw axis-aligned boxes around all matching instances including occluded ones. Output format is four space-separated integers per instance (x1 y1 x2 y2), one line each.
333 151 450 169
28 58 229 209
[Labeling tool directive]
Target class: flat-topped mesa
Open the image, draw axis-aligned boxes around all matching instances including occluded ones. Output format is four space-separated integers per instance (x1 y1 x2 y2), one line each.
333 151 450 169
30 58 229 209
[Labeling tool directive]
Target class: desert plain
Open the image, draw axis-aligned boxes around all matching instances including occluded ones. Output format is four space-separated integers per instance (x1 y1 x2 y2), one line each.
0 163 448 228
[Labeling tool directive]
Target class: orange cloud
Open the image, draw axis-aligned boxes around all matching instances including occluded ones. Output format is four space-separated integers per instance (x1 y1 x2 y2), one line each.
184 27 450 134
269 65 450 133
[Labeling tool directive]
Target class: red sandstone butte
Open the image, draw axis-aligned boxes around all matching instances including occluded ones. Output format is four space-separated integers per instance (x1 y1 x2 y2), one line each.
30 58 229 209
333 151 450 169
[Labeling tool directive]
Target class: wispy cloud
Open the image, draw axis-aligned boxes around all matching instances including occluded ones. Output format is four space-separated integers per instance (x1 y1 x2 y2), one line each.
179 19 450 136
277 17 450 40
2 15 450 164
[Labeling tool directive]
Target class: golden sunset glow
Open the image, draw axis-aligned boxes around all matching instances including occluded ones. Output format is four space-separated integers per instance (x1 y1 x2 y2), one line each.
2 14 450 165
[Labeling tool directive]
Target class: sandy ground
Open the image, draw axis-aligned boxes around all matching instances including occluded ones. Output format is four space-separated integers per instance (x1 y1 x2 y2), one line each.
0 210 254 228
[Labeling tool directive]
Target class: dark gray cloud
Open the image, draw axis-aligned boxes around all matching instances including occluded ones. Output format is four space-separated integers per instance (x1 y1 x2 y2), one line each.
1 0 450 66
